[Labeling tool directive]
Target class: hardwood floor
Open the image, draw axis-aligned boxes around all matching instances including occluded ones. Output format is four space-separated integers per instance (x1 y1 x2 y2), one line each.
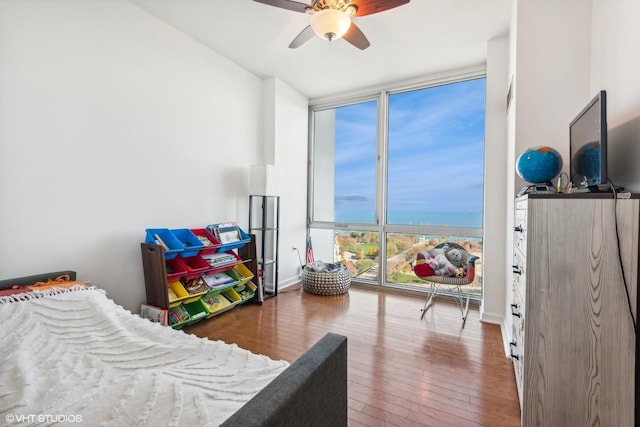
185 285 521 427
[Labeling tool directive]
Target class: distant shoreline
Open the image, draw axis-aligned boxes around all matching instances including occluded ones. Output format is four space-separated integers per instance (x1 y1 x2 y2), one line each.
334 210 483 229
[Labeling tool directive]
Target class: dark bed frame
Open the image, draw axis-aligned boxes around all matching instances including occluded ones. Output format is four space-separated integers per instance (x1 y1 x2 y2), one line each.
0 271 348 427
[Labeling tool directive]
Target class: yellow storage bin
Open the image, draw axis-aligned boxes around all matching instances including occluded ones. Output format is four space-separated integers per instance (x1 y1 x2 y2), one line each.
168 280 189 307
201 292 232 315
222 288 242 304
231 263 254 286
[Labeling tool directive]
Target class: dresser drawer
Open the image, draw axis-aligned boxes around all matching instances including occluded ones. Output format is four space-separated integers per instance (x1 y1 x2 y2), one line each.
511 279 525 329
511 321 524 406
512 248 526 298
514 208 527 255
512 199 528 410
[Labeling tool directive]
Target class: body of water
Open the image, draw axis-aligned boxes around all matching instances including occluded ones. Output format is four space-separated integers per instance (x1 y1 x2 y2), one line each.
335 210 483 228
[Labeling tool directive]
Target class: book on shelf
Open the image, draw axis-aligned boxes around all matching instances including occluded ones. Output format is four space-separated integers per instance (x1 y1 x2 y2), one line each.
167 286 178 302
222 293 236 303
203 272 235 287
197 234 214 247
234 281 256 299
211 222 241 244
226 269 242 281
154 234 170 250
140 304 168 326
181 277 210 295
202 252 236 267
201 293 231 312
219 229 240 244
169 305 189 326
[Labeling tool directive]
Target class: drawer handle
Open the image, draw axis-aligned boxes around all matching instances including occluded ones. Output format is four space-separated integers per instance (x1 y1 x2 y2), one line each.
510 350 520 360
512 265 522 275
514 225 523 233
511 304 521 318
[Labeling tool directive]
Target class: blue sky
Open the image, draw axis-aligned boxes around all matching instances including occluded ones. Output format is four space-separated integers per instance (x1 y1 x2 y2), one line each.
334 78 486 217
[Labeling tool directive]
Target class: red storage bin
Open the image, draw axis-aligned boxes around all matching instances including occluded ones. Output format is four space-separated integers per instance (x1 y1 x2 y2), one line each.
165 257 189 279
182 255 210 278
190 228 221 255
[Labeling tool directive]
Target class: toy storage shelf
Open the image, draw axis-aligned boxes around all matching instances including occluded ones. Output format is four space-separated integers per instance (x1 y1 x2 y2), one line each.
140 227 257 329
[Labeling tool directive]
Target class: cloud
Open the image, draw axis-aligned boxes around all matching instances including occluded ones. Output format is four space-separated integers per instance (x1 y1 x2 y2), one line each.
315 78 486 215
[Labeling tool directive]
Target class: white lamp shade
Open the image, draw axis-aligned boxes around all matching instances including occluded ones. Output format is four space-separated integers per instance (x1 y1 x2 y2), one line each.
310 9 351 41
249 164 280 196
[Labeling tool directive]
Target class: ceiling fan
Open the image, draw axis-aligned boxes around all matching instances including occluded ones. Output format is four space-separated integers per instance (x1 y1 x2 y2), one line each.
254 0 410 50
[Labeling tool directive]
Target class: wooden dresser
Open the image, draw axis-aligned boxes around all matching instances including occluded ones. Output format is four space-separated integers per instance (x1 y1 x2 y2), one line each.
511 193 639 426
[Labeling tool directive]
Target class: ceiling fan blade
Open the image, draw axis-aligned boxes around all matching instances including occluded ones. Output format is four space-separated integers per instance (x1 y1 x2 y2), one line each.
253 0 311 13
343 22 370 50
352 0 410 17
289 25 315 49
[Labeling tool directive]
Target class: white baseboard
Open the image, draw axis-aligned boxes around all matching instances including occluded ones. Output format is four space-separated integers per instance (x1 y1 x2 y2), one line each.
479 305 510 357
479 299 504 324
278 275 302 292
479 311 504 324
500 322 512 357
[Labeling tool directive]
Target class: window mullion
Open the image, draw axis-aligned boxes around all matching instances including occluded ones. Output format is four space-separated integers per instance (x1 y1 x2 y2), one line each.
377 90 389 287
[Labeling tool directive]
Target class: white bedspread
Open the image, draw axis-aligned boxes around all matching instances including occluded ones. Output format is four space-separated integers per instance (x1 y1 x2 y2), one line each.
0 288 289 426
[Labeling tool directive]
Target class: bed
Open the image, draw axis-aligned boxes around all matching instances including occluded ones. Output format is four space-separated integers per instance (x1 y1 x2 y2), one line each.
0 271 347 426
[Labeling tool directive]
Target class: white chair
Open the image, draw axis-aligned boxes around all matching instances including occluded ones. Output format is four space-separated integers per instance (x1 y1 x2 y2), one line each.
413 243 479 322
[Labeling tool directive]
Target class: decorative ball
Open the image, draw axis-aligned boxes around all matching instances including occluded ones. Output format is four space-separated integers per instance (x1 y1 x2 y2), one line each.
516 146 563 184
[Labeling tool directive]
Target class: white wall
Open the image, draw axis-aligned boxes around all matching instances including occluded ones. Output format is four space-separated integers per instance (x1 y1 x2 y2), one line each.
0 0 266 311
503 0 518 354
481 35 510 324
513 0 592 185
263 78 309 287
591 0 640 192
501 0 592 352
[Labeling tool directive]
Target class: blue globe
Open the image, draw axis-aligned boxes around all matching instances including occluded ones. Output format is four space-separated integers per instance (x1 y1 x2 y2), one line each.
516 146 563 184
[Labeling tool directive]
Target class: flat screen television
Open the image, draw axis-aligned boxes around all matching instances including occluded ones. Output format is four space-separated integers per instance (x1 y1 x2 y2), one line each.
569 90 607 189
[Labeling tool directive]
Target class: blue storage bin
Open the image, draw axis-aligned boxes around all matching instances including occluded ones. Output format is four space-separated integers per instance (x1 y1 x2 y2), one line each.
145 228 184 259
170 228 204 257
206 224 251 252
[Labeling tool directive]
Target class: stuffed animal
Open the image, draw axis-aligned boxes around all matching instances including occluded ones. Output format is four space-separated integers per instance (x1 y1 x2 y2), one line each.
454 266 468 278
429 253 456 276
415 247 468 277
445 248 463 267
414 251 436 277
415 248 460 277
427 247 446 258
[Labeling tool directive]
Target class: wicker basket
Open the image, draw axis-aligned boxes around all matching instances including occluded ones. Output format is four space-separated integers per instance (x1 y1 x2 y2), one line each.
302 264 351 296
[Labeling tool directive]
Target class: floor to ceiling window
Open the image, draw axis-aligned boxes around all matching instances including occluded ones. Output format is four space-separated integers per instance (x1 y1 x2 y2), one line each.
308 71 485 297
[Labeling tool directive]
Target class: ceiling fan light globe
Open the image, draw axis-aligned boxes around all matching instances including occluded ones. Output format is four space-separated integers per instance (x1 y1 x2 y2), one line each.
310 9 351 41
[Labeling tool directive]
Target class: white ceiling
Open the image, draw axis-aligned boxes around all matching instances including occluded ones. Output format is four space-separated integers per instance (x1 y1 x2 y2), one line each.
130 0 512 100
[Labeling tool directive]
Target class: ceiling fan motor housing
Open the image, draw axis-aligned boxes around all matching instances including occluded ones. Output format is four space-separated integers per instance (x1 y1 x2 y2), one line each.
310 9 352 40
313 0 358 14
254 0 411 50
